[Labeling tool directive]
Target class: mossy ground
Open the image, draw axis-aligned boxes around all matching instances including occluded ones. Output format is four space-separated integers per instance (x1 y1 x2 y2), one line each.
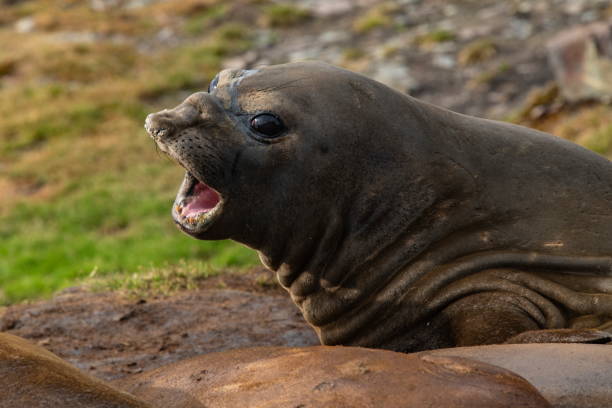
0 0 268 304
1 0 611 304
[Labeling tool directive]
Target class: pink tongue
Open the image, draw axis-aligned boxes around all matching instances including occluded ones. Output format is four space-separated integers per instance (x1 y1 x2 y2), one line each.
183 182 220 217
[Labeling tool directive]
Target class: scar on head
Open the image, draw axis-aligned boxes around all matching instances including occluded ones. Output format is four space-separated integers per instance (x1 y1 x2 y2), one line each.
253 77 311 93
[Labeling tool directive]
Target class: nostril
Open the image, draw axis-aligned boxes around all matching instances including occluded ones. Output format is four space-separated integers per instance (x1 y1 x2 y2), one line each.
156 127 169 139
144 113 172 141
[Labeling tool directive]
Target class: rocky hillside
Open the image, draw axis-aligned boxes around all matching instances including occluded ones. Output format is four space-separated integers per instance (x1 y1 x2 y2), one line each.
1 0 611 303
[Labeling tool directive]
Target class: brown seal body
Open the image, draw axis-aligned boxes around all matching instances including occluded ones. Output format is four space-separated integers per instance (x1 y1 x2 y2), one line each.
6 330 612 408
117 345 550 408
0 332 151 408
145 61 612 352
422 343 612 408
0 332 551 408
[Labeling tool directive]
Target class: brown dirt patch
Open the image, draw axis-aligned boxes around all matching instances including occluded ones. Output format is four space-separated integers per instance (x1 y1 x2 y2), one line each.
0 268 318 381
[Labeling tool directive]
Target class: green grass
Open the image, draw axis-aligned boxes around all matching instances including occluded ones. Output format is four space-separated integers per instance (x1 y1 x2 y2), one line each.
184 4 228 35
138 31 252 100
88 260 224 298
468 62 511 89
584 124 612 155
262 4 311 27
342 47 366 61
5 102 105 152
1 0 609 306
353 13 391 34
457 39 497 66
415 29 456 49
351 3 400 34
0 166 258 304
0 1 262 305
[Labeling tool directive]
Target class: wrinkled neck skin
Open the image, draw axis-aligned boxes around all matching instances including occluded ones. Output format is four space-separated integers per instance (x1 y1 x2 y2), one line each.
239 94 612 352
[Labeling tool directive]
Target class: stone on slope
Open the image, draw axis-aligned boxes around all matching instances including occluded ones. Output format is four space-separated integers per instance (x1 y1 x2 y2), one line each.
548 20 612 101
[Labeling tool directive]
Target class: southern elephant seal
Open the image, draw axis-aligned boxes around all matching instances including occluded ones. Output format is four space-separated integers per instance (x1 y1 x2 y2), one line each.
422 343 612 408
117 345 550 408
0 332 550 408
5 331 610 408
0 332 151 408
145 61 612 352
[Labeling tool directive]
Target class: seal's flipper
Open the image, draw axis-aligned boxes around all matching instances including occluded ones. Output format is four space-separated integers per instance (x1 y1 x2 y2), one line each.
504 328 612 344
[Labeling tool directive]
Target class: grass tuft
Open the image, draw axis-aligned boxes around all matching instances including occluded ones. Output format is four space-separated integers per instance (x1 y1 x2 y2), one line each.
262 4 311 28
87 261 224 298
184 4 228 35
415 29 456 49
584 124 612 155
468 62 511 89
37 43 137 83
3 103 106 152
342 47 366 61
352 4 399 34
538 104 612 159
457 39 497 66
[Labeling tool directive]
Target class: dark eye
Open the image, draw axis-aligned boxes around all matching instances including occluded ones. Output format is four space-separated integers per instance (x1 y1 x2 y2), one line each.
250 114 286 138
208 74 219 93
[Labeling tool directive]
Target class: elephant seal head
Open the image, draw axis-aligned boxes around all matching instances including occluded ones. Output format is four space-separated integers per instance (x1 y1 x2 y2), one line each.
144 60 455 270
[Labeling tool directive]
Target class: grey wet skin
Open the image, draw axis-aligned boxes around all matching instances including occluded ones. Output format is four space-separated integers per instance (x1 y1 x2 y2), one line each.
145 61 612 352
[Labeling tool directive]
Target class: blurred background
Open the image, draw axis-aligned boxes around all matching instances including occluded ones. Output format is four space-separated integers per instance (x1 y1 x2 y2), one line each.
1 0 611 305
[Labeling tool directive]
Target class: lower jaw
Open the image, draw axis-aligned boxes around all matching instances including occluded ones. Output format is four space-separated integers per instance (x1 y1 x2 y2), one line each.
171 171 224 235
172 204 222 236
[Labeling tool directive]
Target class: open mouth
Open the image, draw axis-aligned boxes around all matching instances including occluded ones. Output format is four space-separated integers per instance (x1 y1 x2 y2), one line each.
172 171 223 233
